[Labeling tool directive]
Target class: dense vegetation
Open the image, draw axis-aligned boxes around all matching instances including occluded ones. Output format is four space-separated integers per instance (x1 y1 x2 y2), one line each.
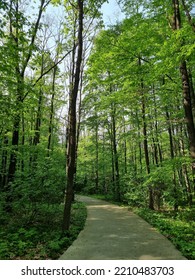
0 201 87 259
0 0 195 259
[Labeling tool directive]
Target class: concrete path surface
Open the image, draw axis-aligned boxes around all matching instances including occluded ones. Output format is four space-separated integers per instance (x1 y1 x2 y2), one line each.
59 196 186 260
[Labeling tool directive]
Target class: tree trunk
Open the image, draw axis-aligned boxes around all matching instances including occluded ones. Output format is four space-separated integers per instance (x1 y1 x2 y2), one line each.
102 132 107 193
123 123 127 174
178 123 193 206
142 93 153 209
111 103 120 201
166 109 178 211
21 110 25 173
172 0 195 185
135 109 143 173
74 61 84 198
188 69 195 118
180 61 195 164
47 66 57 156
139 57 154 209
33 54 45 148
30 55 44 171
6 0 22 196
6 112 20 211
6 87 22 189
33 89 43 146
1 134 8 190
62 0 83 232
181 0 195 32
95 119 99 192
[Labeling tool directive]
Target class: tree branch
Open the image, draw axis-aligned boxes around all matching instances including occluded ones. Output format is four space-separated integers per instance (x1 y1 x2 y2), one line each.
181 0 195 32
21 0 52 76
22 48 74 101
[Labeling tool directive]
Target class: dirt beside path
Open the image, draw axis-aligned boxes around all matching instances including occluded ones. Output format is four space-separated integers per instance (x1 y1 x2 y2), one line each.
59 196 186 260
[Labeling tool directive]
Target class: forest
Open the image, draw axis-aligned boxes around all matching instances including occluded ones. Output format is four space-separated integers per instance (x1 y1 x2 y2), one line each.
0 0 195 260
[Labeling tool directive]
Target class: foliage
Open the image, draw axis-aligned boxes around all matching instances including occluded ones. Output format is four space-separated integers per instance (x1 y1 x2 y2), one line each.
123 174 147 207
78 0 195 211
0 201 87 260
0 0 195 260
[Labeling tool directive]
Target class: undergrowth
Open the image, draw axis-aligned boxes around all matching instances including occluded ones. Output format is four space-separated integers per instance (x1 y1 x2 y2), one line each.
0 201 87 260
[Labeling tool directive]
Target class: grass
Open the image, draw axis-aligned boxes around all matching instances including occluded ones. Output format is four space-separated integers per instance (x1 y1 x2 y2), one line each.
0 201 87 260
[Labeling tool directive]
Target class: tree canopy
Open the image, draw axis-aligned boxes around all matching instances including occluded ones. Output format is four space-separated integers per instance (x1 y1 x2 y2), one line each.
0 0 195 260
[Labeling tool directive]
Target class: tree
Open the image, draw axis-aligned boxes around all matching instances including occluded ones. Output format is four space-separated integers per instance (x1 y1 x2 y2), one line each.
61 0 106 231
62 0 84 231
1 0 51 211
171 0 195 179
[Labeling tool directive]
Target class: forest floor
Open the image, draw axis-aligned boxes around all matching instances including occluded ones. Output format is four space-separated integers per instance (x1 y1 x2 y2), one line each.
59 196 186 260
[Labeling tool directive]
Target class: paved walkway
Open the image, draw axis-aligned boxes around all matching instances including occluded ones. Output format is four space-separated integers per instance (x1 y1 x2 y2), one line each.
59 196 186 260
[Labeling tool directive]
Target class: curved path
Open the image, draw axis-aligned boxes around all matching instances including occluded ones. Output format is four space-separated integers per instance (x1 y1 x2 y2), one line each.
59 196 186 260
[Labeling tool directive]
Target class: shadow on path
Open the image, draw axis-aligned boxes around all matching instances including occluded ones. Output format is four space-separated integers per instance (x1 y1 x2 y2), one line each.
59 196 186 260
